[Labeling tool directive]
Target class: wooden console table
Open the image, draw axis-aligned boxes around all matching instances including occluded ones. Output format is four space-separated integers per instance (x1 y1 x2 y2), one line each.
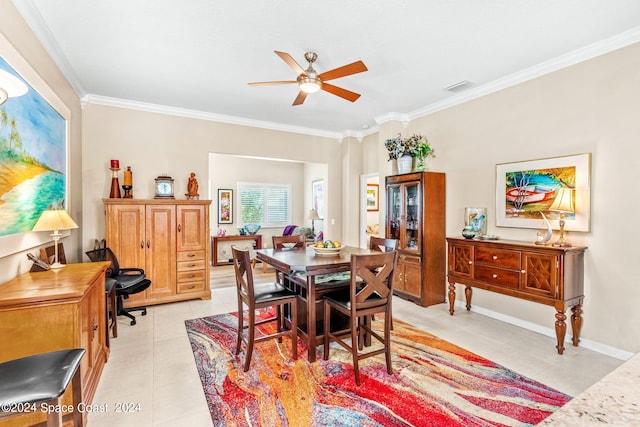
0 262 110 425
211 234 262 266
446 237 587 354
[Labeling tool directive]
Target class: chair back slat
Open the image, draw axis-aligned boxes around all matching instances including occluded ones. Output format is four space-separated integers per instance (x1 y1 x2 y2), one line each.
272 234 306 249
369 237 399 253
351 251 397 310
232 246 254 302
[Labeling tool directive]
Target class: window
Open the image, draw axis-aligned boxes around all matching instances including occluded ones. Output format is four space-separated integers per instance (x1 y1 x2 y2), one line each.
238 182 291 227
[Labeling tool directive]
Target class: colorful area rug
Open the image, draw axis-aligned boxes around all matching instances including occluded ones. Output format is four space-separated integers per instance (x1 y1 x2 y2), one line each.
185 311 570 426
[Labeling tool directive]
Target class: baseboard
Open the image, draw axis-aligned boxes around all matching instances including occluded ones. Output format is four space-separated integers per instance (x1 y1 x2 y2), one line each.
454 300 634 361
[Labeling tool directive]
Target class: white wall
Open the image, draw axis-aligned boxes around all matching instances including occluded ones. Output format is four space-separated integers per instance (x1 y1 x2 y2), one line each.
374 42 640 356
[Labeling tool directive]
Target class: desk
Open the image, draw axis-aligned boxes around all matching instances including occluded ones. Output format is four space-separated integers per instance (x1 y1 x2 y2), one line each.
0 262 110 425
212 234 262 266
256 246 373 362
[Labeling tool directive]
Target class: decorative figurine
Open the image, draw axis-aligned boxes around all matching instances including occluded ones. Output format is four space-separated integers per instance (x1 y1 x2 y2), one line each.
186 172 199 199
122 166 133 198
535 211 553 245
109 159 121 198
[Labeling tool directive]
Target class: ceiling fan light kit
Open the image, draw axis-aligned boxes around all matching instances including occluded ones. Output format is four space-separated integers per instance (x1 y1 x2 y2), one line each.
249 50 368 105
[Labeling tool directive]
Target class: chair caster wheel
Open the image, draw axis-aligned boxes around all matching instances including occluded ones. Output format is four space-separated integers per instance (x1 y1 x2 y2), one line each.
130 319 136 326
142 309 147 315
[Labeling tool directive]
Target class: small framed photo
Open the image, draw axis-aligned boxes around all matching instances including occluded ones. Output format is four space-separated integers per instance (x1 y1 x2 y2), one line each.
217 189 233 224
366 184 379 211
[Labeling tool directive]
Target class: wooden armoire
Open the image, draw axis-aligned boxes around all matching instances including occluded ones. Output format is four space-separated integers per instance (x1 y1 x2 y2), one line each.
103 199 211 307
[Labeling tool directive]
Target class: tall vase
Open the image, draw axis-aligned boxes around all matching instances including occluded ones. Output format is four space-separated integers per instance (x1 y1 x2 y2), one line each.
396 155 413 174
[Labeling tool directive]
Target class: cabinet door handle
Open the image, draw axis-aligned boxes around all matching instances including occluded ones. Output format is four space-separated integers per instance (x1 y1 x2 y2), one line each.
188 274 195 278
187 253 195 258
468 261 473 265
492 274 498 279
178 224 181 232
189 263 196 267
147 240 150 248
492 255 498 260
140 241 144 249
188 284 195 289
521 270 526 274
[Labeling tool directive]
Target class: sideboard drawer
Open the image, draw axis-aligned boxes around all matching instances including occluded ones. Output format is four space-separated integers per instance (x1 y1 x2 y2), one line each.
474 266 520 289
475 247 521 269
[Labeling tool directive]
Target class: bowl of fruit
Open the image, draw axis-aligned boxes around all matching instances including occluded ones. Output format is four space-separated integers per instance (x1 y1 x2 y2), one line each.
312 240 343 256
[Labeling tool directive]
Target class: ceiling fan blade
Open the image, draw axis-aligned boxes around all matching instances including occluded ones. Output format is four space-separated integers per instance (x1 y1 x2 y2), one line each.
292 91 308 106
248 81 297 86
321 83 361 102
318 60 368 81
275 51 306 75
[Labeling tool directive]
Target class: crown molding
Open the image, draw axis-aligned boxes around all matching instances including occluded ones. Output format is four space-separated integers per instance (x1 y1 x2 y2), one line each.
82 94 343 140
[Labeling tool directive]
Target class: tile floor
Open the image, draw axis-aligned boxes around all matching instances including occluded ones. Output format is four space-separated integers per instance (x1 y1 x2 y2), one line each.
88 267 624 426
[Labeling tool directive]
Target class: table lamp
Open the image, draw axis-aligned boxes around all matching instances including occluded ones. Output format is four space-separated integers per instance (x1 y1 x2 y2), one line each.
32 210 79 268
306 209 321 238
548 187 575 247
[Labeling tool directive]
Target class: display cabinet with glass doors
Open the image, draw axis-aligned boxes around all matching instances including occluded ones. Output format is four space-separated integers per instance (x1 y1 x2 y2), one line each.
385 172 446 306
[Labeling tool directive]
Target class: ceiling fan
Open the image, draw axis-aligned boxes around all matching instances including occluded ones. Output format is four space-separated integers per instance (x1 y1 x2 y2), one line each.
248 51 368 106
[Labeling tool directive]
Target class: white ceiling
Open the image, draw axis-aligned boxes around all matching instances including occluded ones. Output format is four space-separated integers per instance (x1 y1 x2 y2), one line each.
12 0 640 138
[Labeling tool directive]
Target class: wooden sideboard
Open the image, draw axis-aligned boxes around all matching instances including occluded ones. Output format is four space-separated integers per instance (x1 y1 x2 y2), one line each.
446 237 587 354
0 262 110 426
211 234 262 266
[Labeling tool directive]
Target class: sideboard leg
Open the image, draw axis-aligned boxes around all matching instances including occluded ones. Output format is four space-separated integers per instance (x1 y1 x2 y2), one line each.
464 286 472 311
448 282 456 315
554 303 567 354
571 304 583 347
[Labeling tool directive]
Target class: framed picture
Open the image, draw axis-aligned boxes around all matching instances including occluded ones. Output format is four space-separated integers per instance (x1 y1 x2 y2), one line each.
0 33 70 257
496 153 591 231
366 184 379 211
217 189 233 224
312 180 325 219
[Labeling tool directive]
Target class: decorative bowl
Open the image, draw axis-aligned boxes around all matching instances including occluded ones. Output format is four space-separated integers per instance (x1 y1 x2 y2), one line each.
243 224 261 235
312 245 344 256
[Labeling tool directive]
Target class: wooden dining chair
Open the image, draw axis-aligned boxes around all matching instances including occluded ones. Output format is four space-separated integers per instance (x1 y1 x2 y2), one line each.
271 234 307 286
232 247 298 372
368 237 398 329
369 237 398 253
323 251 398 385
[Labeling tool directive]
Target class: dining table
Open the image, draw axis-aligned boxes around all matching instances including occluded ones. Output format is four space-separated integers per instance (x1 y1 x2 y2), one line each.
256 245 374 362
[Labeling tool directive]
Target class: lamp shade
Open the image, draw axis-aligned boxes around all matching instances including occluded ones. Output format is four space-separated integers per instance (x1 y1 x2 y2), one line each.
0 69 29 106
32 210 79 233
306 209 321 220
549 188 575 214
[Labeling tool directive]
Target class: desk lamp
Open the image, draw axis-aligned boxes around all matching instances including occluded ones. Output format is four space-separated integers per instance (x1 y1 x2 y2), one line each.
548 187 575 247
32 210 79 268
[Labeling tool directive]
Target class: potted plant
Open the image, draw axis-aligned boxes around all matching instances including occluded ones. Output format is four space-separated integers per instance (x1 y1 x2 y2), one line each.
406 134 435 171
385 133 435 173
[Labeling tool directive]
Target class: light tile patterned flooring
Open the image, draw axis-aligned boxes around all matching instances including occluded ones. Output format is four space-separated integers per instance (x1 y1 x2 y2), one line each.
88 266 623 426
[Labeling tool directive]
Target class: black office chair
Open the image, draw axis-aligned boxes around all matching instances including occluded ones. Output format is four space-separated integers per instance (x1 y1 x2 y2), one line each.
0 349 85 426
85 246 151 326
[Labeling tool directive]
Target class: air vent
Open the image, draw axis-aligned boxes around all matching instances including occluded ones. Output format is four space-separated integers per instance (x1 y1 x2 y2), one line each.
444 80 474 92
